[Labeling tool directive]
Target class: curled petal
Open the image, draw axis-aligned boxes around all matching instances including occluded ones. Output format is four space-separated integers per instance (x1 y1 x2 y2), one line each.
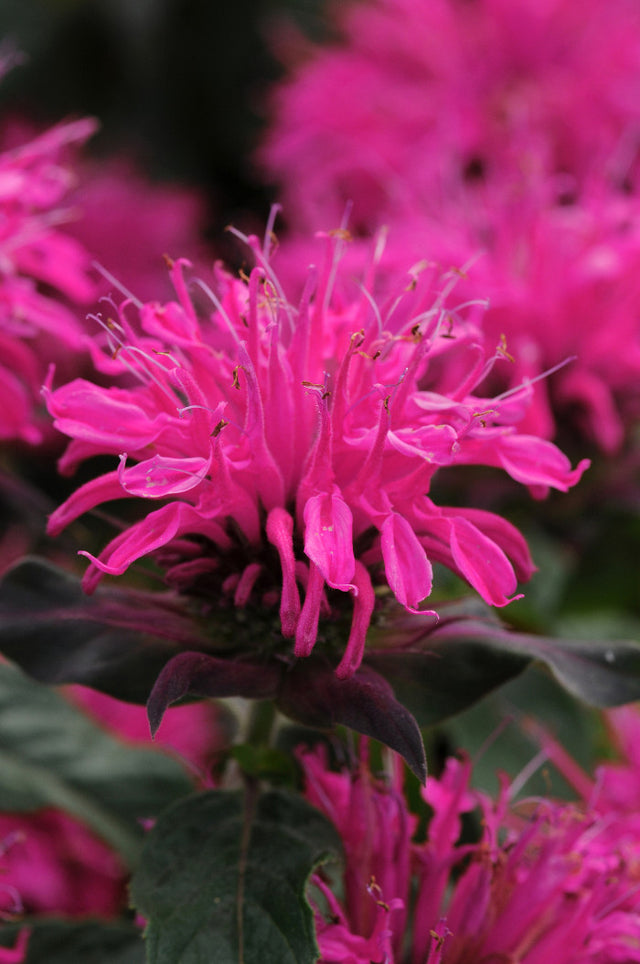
234 563 262 606
117 453 211 498
80 502 231 592
443 506 536 584
47 379 171 450
387 424 457 464
448 516 521 607
295 561 325 657
496 435 590 493
47 470 123 536
304 491 356 592
380 513 433 612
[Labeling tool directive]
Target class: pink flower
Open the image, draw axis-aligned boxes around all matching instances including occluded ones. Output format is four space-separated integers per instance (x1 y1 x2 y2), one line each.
65 685 227 781
65 156 209 302
260 0 640 233
0 108 211 450
270 173 640 453
46 228 587 675
0 811 126 919
302 744 640 964
0 116 98 446
534 703 640 848
466 186 640 453
300 743 414 954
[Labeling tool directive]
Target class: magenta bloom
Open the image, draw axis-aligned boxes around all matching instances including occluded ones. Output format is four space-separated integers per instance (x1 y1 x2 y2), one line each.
65 156 209 302
257 0 640 455
466 187 640 453
260 0 640 233
0 116 97 446
0 810 126 920
46 230 587 675
303 746 640 964
0 110 210 450
66 685 227 780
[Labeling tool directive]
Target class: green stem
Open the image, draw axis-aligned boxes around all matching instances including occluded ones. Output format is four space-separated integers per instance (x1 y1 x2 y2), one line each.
245 699 276 747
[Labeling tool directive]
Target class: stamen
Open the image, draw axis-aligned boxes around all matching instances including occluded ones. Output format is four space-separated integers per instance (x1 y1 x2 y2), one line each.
92 260 143 309
507 749 549 800
263 203 282 259
492 355 579 404
321 203 353 314
189 277 244 349
226 224 297 336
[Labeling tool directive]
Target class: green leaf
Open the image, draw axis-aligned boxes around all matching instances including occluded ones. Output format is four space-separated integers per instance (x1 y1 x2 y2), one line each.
490 629 640 706
0 663 192 865
367 635 528 728
0 921 145 964
130 787 342 964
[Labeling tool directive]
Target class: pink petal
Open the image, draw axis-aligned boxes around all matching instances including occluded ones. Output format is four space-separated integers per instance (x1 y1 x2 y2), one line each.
335 561 376 679
387 424 457 464
234 563 262 606
47 379 170 450
266 507 301 637
47 470 123 536
447 516 521 607
443 506 536 584
295 561 325 657
380 512 433 611
496 435 590 493
304 491 355 591
117 453 210 498
80 502 231 592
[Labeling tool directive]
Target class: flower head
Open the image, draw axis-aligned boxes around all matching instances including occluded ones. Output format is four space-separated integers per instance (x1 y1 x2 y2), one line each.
0 811 126 921
0 116 98 445
65 155 209 302
302 744 640 964
0 107 210 450
260 0 640 232
467 186 640 453
46 227 587 675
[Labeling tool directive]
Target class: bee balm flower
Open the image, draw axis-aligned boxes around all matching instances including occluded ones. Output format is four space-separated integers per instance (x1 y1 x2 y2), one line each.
46 226 588 676
303 746 640 964
0 116 97 445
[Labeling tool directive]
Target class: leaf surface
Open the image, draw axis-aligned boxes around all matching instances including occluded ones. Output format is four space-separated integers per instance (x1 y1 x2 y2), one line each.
130 788 342 964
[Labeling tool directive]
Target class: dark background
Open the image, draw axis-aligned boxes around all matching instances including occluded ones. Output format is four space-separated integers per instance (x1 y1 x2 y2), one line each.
0 0 328 236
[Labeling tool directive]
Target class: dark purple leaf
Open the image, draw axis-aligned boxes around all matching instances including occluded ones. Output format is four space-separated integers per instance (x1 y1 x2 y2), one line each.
147 651 283 736
277 658 427 783
366 600 640 727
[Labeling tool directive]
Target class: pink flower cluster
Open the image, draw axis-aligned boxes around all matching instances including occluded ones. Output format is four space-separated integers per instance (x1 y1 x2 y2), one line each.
259 0 640 454
0 107 209 451
302 735 640 964
46 230 587 675
261 0 640 230
462 186 640 452
0 117 97 446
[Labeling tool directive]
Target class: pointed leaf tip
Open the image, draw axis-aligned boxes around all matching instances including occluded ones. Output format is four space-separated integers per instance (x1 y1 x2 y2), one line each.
147 651 282 736
278 659 427 783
